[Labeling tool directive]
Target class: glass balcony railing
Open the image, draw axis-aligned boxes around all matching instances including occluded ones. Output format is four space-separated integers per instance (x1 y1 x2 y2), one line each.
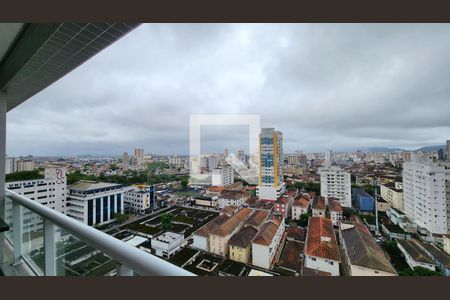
2 189 195 276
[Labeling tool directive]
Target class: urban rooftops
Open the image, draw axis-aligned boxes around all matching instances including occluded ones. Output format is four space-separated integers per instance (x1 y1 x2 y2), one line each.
340 219 396 274
305 217 340 261
397 239 435 265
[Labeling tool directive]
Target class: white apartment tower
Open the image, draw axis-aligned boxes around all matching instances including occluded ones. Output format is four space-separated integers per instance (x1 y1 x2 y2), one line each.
403 153 449 234
318 165 352 207
257 128 285 201
211 163 234 186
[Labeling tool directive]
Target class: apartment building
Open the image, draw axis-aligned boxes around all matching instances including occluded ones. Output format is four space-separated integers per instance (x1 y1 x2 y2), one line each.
252 215 285 269
16 159 35 172
257 128 285 201
380 181 404 211
211 163 234 186
67 180 125 226
403 154 449 234
5 157 18 174
318 165 351 207
124 185 155 214
304 217 340 276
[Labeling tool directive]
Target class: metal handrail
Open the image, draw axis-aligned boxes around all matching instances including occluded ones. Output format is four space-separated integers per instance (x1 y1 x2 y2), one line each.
5 189 195 276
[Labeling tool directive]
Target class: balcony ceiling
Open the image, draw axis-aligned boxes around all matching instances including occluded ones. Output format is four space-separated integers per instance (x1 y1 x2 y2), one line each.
0 23 139 111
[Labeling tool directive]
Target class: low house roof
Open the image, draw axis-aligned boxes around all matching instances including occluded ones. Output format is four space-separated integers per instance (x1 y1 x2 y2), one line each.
293 196 309 208
328 200 343 212
228 226 258 248
219 190 250 200
419 242 450 269
312 196 326 211
277 240 305 273
211 207 253 237
397 239 435 265
305 217 340 261
286 226 305 242
252 215 283 246
193 214 230 237
341 220 396 274
244 210 269 229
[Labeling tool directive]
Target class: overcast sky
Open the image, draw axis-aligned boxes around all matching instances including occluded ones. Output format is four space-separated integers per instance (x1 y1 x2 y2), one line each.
6 24 450 156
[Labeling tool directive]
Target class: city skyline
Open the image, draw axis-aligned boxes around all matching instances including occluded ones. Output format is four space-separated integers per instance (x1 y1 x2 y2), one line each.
6 24 450 156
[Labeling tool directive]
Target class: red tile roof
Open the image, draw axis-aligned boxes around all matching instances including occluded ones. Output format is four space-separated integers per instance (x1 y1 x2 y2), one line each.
244 210 269 229
312 196 326 210
252 215 283 246
305 217 340 261
211 207 253 236
293 196 309 208
328 199 343 212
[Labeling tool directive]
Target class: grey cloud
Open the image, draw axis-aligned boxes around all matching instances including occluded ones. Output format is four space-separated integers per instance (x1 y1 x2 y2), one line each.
6 24 450 156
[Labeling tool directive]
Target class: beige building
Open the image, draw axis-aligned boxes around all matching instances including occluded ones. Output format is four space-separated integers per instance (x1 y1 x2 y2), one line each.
229 226 258 264
209 208 252 256
380 182 403 211
16 159 34 172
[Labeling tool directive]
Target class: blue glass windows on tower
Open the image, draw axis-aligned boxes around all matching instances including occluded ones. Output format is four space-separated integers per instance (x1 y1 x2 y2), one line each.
95 198 101 224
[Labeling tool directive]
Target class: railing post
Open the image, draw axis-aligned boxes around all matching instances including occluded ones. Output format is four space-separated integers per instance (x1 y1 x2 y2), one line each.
12 201 23 263
117 264 134 276
0 94 7 265
44 219 57 276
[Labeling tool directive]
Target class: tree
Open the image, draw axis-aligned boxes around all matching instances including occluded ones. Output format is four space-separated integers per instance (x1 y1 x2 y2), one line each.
399 266 441 276
113 213 130 224
304 182 320 193
297 213 310 227
6 170 44 182
180 179 188 190
160 213 174 229
109 163 117 171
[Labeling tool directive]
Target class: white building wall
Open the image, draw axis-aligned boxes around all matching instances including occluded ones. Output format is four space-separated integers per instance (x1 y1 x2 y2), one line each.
349 265 396 276
292 206 308 220
192 235 208 251
403 157 448 234
304 255 340 276
252 243 270 269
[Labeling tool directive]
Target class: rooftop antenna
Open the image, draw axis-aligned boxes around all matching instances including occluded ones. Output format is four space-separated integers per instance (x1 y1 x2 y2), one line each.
372 175 379 236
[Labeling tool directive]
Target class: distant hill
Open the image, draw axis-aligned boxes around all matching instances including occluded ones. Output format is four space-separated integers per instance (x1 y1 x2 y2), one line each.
415 145 446 152
362 145 445 153
364 147 406 153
